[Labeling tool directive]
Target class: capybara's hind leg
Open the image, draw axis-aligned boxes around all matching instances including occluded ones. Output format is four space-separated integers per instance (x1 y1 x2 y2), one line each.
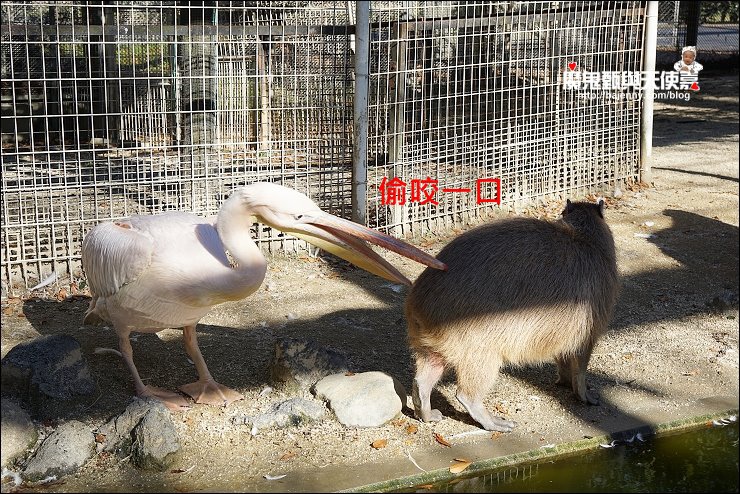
555 345 599 405
412 352 445 423
455 358 517 432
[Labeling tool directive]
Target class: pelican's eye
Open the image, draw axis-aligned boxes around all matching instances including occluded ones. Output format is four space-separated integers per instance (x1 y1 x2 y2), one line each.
295 214 304 221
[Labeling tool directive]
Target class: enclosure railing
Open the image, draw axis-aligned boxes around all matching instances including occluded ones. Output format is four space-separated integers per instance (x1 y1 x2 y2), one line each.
1 1 646 296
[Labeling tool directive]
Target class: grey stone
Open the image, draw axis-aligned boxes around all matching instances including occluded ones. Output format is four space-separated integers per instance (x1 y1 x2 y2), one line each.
313 371 407 428
130 403 180 471
1 335 97 418
22 420 95 482
1 397 38 468
269 337 349 394
232 397 325 433
96 397 161 454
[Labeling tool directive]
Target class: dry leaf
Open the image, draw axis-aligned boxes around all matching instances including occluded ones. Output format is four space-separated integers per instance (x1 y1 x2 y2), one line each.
491 431 503 440
56 288 67 301
371 439 388 449
279 451 297 461
434 433 451 447
390 418 406 427
344 371 355 376
682 369 699 376
405 424 418 434
3 306 13 316
94 433 106 443
450 458 471 474
417 484 435 490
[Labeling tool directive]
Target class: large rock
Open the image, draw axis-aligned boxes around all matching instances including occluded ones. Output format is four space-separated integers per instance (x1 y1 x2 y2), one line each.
95 398 180 471
269 337 349 394
1 335 97 418
313 371 407 428
130 404 180 471
22 420 95 482
1 397 38 468
96 398 159 454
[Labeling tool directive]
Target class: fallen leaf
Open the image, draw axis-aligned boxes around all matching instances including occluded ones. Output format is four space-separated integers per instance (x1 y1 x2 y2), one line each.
417 484 435 490
390 418 406 427
682 369 699 376
371 439 388 449
56 288 68 301
405 424 418 434
3 307 13 315
344 371 355 376
434 433 451 447
279 451 297 461
450 458 471 474
491 431 503 440
94 433 106 443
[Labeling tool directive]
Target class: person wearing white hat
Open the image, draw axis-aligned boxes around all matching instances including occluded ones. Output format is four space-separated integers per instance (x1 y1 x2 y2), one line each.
674 46 704 74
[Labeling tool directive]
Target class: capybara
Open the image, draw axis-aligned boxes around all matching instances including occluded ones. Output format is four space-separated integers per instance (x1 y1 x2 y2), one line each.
405 199 619 431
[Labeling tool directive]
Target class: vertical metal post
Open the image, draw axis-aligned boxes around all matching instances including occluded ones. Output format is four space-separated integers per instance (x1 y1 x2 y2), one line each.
640 1 658 184
388 21 408 235
352 1 370 224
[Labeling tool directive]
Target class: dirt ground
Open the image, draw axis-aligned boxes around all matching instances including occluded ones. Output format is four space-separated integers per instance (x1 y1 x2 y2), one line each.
1 74 738 493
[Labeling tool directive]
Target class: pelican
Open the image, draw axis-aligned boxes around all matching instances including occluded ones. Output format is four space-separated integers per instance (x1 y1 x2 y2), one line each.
82 182 446 411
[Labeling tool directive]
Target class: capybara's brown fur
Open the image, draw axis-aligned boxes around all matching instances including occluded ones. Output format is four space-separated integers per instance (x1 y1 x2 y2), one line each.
405 200 619 431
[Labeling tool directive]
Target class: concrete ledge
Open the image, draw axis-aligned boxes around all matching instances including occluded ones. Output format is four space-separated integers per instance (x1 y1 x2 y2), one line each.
342 403 738 493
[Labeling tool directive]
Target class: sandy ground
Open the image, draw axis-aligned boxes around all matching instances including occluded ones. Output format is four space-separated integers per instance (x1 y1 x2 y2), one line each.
1 74 738 493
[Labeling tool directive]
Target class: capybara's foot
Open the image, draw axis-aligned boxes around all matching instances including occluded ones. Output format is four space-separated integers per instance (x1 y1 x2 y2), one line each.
415 408 444 423
457 392 517 432
580 388 600 406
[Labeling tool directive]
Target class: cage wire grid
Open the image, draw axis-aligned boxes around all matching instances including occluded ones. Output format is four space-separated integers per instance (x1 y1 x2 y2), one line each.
1 1 643 296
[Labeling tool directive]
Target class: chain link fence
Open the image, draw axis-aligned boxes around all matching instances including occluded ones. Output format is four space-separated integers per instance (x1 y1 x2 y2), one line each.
656 1 739 69
1 1 646 296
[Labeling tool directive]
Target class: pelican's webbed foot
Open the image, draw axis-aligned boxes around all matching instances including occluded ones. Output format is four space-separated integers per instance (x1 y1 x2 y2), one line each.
139 385 191 412
179 379 244 407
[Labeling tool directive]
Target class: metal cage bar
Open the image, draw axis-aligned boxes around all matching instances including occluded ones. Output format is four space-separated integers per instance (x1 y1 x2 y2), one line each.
1 1 645 296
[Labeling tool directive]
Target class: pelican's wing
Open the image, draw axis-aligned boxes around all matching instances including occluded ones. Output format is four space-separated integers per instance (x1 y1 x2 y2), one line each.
82 219 155 297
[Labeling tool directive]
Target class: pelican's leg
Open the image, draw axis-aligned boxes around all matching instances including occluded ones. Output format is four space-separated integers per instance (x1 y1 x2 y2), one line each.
179 325 244 406
117 328 190 411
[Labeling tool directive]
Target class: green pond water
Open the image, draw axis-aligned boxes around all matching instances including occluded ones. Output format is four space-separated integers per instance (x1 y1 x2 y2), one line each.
401 420 739 493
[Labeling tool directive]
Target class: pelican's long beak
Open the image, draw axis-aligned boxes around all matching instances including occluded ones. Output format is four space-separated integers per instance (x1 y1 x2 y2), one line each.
262 212 446 286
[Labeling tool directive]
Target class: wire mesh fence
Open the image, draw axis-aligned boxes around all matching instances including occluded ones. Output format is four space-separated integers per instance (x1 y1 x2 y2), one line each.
1 1 645 296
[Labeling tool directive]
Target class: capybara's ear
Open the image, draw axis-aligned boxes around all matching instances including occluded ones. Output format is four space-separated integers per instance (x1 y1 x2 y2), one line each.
596 198 605 218
565 199 574 214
